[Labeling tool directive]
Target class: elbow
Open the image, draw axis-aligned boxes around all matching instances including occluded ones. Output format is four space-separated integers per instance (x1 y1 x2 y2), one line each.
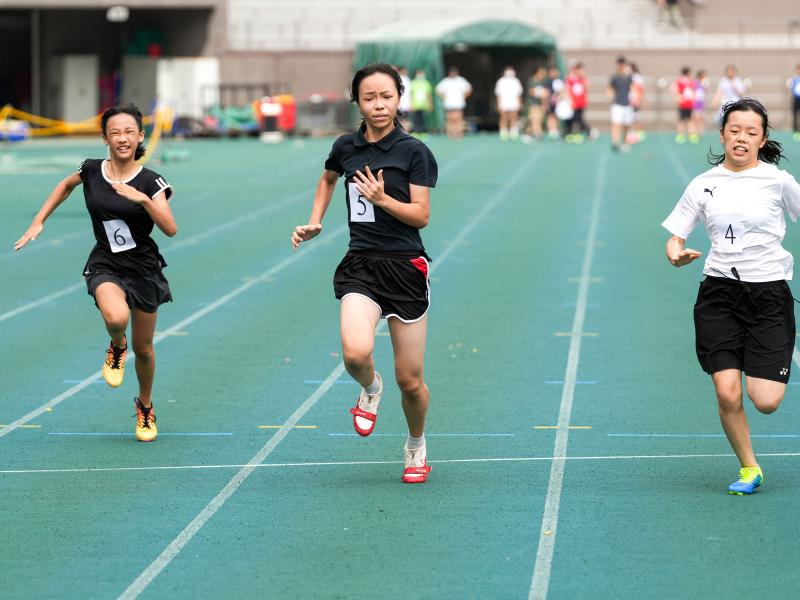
165 226 178 237
418 216 430 229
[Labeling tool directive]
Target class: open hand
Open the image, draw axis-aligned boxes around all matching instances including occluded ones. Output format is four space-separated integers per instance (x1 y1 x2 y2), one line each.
669 248 702 267
112 182 148 204
353 166 385 206
291 223 322 251
14 221 44 251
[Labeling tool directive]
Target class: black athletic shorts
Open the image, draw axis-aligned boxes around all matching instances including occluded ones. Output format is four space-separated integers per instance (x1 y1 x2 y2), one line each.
678 107 693 120
693 276 795 383
84 264 172 314
333 251 430 322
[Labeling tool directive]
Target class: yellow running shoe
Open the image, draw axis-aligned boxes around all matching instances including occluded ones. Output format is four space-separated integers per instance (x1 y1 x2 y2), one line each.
102 339 127 388
728 466 763 495
135 397 157 442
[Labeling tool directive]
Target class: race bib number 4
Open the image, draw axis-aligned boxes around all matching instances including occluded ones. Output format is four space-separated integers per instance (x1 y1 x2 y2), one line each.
102 218 137 253
348 182 375 223
712 215 744 254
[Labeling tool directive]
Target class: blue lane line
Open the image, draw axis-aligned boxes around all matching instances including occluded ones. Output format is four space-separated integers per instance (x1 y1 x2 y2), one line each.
608 433 800 439
63 380 104 385
304 380 356 385
328 433 516 437
544 380 596 385
47 432 234 437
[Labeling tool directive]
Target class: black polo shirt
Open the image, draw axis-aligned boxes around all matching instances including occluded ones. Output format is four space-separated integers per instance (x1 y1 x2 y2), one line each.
79 158 172 275
324 125 437 254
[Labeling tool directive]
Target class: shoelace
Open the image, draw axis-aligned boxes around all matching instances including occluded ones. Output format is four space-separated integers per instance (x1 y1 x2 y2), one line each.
137 403 155 429
106 344 126 369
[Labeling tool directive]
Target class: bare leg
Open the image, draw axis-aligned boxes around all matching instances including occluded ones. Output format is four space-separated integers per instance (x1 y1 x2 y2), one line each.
340 294 381 388
131 308 158 407
94 282 129 348
712 369 757 467
745 376 786 415
388 315 429 438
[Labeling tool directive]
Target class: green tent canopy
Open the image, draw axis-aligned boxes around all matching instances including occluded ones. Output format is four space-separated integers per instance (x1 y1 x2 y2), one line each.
354 19 566 130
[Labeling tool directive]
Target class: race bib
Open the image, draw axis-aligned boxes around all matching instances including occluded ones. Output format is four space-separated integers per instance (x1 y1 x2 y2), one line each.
102 218 137 253
712 215 744 254
348 182 375 223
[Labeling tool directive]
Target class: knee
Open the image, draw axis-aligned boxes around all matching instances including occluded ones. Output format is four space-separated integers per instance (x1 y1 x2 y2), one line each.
715 386 742 412
395 370 424 396
132 339 154 360
102 309 128 333
341 343 372 371
752 394 783 415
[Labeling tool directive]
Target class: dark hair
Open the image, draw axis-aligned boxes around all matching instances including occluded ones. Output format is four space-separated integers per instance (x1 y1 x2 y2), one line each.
350 63 404 127
101 103 146 160
681 66 690 76
616 55 626 65
707 97 785 166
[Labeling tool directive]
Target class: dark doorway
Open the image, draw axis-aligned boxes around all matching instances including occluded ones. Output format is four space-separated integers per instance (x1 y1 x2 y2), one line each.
0 11 32 111
444 46 549 130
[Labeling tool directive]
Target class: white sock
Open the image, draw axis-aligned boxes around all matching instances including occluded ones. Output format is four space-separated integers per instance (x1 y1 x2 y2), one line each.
406 433 425 450
365 373 381 395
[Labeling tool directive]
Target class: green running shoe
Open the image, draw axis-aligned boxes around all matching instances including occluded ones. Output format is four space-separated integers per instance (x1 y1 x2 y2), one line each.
728 466 763 495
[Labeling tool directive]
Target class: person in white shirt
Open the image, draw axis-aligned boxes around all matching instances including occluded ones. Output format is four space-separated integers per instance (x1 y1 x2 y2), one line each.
435 66 472 139
494 66 523 141
397 65 412 128
662 97 800 496
712 64 746 123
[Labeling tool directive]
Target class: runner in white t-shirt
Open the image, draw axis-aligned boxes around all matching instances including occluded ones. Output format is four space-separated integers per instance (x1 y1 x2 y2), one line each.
494 66 523 141
662 97 800 496
435 67 472 139
712 64 746 123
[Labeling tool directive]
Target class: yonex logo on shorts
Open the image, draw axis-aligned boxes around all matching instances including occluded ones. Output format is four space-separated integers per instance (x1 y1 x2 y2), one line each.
780 368 788 376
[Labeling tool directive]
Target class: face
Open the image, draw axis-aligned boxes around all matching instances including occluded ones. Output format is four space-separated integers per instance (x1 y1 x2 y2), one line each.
725 66 737 79
720 109 767 170
357 73 399 129
103 113 143 161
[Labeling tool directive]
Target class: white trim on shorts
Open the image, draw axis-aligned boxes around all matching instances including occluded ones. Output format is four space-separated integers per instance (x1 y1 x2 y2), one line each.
339 257 431 325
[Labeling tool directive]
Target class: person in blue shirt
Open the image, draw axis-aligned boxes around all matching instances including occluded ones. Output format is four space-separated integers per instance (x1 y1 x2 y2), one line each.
789 64 800 141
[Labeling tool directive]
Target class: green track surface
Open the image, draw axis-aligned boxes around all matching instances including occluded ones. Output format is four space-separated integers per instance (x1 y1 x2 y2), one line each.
1 133 799 599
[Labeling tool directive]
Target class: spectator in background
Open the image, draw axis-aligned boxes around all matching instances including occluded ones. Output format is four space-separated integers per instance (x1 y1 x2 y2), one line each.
397 66 412 129
789 64 800 141
692 69 709 138
524 66 549 141
436 66 472 139
545 65 565 139
628 62 645 144
565 62 590 143
409 69 433 135
494 66 523 141
608 56 633 152
712 64 746 123
672 65 697 144
657 0 686 29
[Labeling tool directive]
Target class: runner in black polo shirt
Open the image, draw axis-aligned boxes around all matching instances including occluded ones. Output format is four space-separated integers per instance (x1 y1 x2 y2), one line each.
292 63 438 483
14 104 177 442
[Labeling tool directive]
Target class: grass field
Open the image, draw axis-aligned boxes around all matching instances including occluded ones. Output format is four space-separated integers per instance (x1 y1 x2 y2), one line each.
1 131 800 599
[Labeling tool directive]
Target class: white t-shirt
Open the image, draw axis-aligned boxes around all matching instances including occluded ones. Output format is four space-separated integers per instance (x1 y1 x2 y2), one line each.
718 76 745 104
662 162 800 281
436 76 472 111
399 73 412 113
494 75 523 112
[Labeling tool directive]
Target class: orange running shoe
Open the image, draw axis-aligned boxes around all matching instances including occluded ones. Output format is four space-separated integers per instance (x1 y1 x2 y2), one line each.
102 339 127 388
134 397 157 442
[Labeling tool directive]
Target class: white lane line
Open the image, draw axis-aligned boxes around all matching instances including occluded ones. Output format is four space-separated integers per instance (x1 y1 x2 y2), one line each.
0 190 310 323
0 230 85 260
5 451 800 476
0 226 346 440
529 150 608 600
117 146 537 600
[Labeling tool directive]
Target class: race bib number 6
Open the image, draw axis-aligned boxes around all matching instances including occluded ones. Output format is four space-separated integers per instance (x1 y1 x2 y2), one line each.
348 182 375 223
102 218 137 253
712 215 744 254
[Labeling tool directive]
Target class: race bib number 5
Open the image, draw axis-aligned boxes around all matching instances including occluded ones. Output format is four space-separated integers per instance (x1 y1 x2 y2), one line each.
348 182 375 223
712 215 744 254
102 218 137 253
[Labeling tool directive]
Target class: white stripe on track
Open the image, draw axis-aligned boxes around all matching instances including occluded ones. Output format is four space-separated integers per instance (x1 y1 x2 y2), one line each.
0 230 85 261
0 190 310 323
528 150 608 600
5 451 800 476
0 227 346 439
116 147 537 600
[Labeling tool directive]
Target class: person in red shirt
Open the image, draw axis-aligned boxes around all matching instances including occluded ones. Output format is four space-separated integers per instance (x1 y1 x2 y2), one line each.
672 66 697 144
565 62 590 142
